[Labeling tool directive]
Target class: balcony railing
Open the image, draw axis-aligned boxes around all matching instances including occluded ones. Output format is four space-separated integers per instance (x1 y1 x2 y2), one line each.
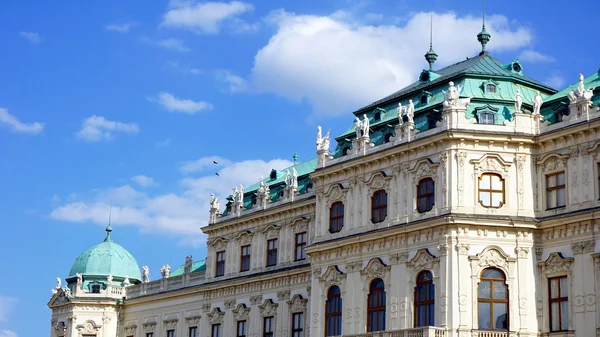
344 327 446 337
471 330 516 337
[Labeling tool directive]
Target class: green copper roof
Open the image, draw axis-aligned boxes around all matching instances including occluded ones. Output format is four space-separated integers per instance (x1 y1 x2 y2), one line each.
170 260 206 277
356 53 554 115
544 70 600 104
67 227 141 282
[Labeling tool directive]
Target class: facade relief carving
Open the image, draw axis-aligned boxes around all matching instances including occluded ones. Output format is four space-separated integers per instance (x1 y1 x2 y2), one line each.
287 294 308 313
207 308 225 325
360 258 391 283
76 320 101 336
537 153 569 173
319 266 347 289
232 304 251 321
407 248 440 274
572 240 595 254
259 299 279 317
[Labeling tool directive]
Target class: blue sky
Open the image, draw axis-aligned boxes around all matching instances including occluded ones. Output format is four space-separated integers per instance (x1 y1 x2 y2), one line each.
0 0 598 335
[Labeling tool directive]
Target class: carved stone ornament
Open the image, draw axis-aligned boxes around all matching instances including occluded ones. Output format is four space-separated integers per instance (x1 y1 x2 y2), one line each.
292 217 309 233
470 246 515 269
224 299 237 309
288 294 308 313
319 266 346 288
514 247 529 259
537 153 569 173
368 173 388 190
123 324 137 335
250 295 263 306
234 231 254 246
360 258 391 281
142 321 157 333
470 153 512 174
77 320 102 335
207 308 225 324
262 224 281 240
259 299 279 317
232 304 251 321
53 321 67 336
164 318 178 330
202 303 211 313
410 159 440 181
408 249 439 273
327 184 345 202
539 252 574 275
211 237 228 252
277 290 291 301
185 314 201 327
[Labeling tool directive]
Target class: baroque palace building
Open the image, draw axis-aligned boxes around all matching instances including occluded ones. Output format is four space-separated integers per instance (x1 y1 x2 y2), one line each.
48 24 600 337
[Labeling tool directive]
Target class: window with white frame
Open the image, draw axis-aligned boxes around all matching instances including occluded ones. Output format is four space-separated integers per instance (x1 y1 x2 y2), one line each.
549 276 569 332
478 173 504 208
546 171 566 209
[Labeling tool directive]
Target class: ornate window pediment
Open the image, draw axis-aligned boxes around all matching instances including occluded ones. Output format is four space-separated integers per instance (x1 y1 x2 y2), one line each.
360 258 391 282
537 153 569 172
234 230 254 246
366 171 391 192
326 183 347 204
469 246 516 272
185 311 202 327
209 237 229 252
142 318 157 333
259 299 279 317
232 303 251 321
261 224 281 240
77 320 102 336
407 248 440 275
287 294 308 313
538 252 574 275
319 266 346 288
291 217 310 233
470 153 512 175
123 324 137 336
410 158 440 181
473 104 500 125
481 79 500 94
207 307 225 325
163 314 178 330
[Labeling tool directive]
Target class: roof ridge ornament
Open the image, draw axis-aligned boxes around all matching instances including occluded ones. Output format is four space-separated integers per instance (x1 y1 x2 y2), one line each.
424 13 438 71
104 207 113 242
477 0 491 55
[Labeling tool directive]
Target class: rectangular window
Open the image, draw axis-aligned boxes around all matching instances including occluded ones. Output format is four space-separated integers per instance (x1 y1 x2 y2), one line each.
295 232 307 261
546 172 566 209
267 239 278 266
237 321 247 337
146 334 154 337
215 251 225 277
167 330 175 337
240 245 251 272
212 324 222 337
480 112 494 125
263 317 274 337
549 276 569 332
292 313 304 337
189 327 198 337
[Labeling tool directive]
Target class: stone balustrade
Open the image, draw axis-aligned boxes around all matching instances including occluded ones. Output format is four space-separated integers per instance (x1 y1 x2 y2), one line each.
343 327 446 337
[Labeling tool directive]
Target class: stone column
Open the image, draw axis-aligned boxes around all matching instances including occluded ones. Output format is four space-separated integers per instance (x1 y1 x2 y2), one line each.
310 269 323 337
572 242 586 334
224 300 236 337
582 240 597 337
593 253 600 337
455 242 470 334
437 243 449 328
277 291 291 337
249 296 262 337
515 246 531 334
397 252 409 329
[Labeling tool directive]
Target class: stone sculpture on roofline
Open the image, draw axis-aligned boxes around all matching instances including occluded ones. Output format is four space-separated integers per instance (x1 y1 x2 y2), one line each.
142 266 149 283
184 256 193 274
209 193 220 224
316 126 333 167
532 91 542 116
514 89 523 113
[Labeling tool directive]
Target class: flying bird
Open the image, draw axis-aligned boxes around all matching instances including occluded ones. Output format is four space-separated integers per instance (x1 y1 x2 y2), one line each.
213 161 218 164
215 172 220 176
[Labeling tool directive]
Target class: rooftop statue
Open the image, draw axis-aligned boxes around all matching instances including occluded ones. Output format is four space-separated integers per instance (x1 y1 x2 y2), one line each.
406 99 415 124
142 266 150 283
76 273 83 286
160 265 171 278
514 89 523 113
354 117 362 138
316 126 322 149
568 73 594 102
123 275 130 285
532 92 543 115
232 186 239 203
285 169 292 187
63 286 72 297
209 193 220 211
107 274 113 284
362 114 370 137
396 103 404 125
292 167 299 189
184 255 193 273
442 81 464 108
238 185 244 203
56 277 61 289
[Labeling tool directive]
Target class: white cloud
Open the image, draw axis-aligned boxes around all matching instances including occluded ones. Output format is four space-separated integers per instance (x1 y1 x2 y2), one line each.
50 157 292 246
518 49 555 63
180 156 231 173
156 92 213 114
155 138 172 147
0 296 18 322
161 1 255 34
0 330 17 337
544 74 566 89
215 70 247 92
0 108 44 134
132 175 157 187
19 31 40 44
75 115 139 142
251 10 535 117
105 23 136 33
140 37 190 52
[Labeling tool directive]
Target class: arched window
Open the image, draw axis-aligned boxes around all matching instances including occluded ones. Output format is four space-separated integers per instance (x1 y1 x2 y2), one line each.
325 286 342 337
478 268 508 330
367 278 386 332
374 112 381 121
329 202 344 233
417 178 435 213
478 173 504 208
371 190 388 223
420 95 428 105
414 271 434 327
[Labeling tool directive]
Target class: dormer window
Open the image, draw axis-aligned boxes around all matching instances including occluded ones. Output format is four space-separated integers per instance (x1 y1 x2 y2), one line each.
483 79 500 94
269 169 277 180
91 284 101 293
374 112 381 121
511 60 522 73
420 95 428 105
485 84 496 93
480 113 495 125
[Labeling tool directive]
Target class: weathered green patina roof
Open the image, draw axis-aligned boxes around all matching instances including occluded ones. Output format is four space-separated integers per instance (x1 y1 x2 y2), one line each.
67 226 141 283
170 260 206 277
356 53 554 115
544 69 600 104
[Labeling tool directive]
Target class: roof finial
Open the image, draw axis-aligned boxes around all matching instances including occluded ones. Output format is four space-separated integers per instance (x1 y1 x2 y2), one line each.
477 0 491 55
424 12 438 71
293 153 298 166
104 207 113 242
